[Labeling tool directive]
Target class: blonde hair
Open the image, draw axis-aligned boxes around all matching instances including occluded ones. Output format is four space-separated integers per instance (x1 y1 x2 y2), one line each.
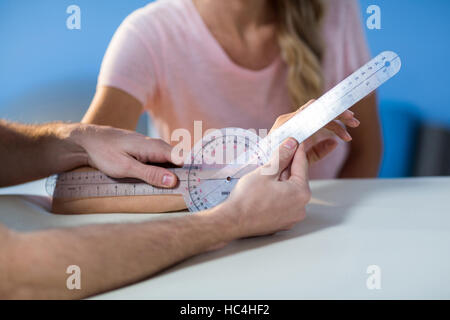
273 0 325 109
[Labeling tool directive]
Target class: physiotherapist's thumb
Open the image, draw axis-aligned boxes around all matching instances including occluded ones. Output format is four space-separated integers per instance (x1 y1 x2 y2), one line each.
265 138 298 177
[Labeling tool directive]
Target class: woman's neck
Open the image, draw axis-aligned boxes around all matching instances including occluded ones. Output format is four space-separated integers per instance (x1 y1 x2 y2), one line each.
191 0 279 71
193 0 275 33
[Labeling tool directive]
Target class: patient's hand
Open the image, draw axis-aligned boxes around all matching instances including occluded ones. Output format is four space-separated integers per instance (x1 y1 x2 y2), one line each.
270 100 360 163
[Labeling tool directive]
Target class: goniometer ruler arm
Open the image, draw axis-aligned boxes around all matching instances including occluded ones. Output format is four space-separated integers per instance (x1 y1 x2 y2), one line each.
264 51 401 150
206 51 402 193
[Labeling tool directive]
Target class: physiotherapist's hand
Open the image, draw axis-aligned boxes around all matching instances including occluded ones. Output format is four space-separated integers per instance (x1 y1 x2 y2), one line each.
214 138 311 238
70 124 181 188
270 100 360 163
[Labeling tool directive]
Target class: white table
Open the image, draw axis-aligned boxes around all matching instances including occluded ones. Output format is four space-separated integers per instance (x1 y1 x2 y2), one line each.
1 177 449 299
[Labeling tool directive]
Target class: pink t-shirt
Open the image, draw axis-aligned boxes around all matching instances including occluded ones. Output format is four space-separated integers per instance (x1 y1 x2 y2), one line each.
98 0 370 179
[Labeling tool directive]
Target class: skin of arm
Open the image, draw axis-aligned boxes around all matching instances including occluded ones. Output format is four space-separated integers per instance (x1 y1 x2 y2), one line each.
82 86 143 130
0 139 310 299
0 120 87 187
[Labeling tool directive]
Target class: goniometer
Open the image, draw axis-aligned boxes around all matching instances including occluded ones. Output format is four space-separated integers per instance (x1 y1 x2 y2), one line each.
47 51 401 212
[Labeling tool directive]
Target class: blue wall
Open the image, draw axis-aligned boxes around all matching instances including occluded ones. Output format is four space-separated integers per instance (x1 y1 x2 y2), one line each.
1 0 449 176
361 0 450 126
0 0 148 107
0 0 150 132
359 0 450 176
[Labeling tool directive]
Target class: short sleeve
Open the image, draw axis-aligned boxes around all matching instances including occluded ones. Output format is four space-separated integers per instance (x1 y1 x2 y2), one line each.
97 15 160 106
321 0 372 89
343 0 371 75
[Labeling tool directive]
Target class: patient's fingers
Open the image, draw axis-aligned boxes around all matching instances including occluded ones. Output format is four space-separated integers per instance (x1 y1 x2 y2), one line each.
298 103 360 130
337 110 360 128
269 100 316 133
306 139 338 164
325 121 352 142
297 99 316 112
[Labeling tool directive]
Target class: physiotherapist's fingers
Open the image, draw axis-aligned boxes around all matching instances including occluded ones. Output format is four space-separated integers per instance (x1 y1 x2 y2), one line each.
280 166 291 181
306 139 337 164
128 136 183 166
267 138 298 178
151 138 184 166
127 160 178 188
289 143 310 185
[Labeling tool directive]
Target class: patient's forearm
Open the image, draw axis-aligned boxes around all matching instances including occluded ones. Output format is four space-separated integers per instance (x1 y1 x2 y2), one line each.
51 167 187 214
0 121 86 187
52 193 187 214
1 205 233 299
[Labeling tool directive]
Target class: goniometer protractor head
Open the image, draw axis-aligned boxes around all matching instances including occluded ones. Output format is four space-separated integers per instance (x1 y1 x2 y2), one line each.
183 127 269 212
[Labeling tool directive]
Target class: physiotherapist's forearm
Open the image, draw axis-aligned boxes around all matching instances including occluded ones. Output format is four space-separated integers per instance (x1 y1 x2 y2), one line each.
0 120 87 187
0 204 234 299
